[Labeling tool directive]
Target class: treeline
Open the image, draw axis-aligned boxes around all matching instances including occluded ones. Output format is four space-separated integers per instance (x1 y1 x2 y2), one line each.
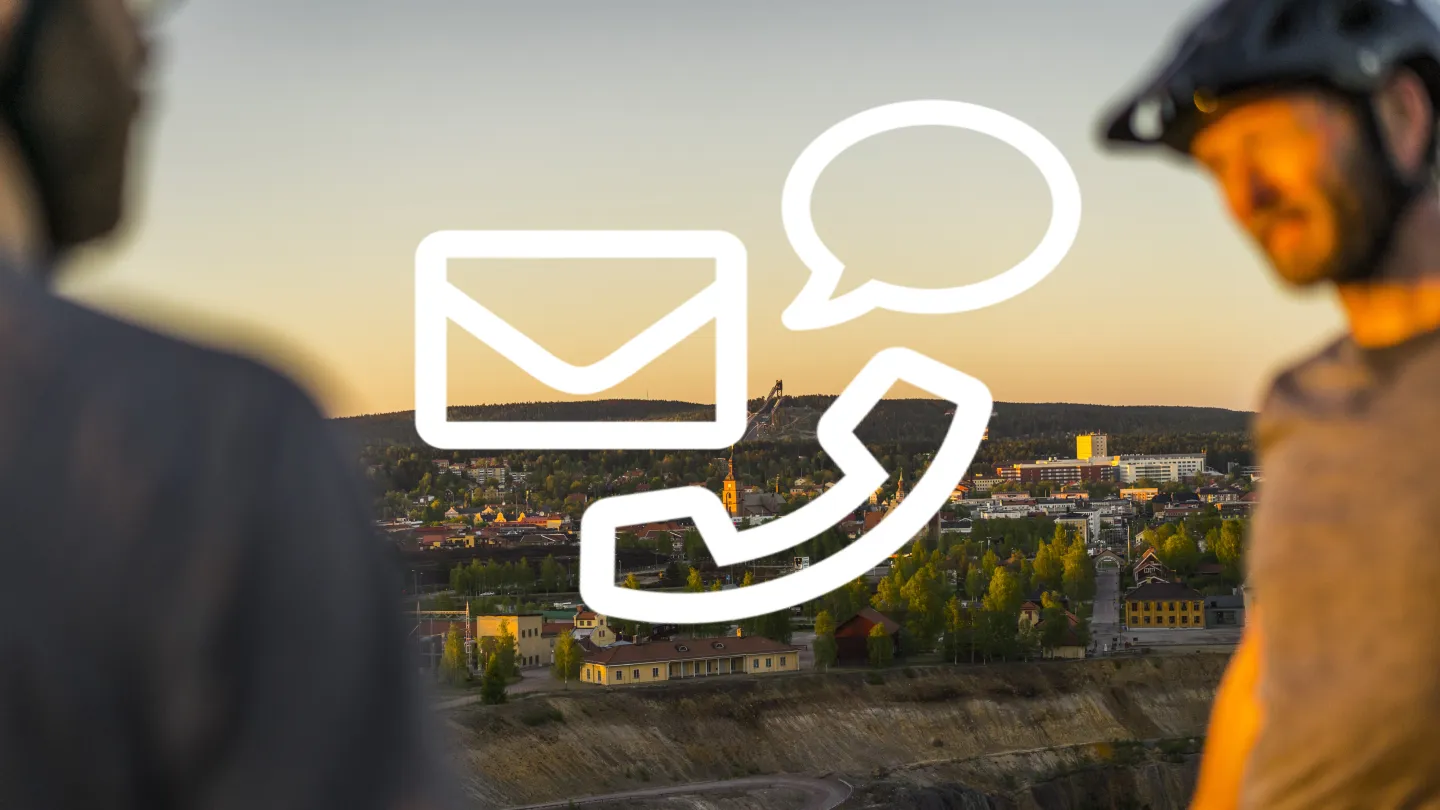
336 399 1255 449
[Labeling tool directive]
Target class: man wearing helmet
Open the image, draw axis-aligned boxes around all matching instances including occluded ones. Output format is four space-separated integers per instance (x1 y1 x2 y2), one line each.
0 2 460 808
1102 0 1440 807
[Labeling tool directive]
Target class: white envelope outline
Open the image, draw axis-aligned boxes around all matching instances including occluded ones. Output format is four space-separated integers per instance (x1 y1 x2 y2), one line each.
414 230 748 450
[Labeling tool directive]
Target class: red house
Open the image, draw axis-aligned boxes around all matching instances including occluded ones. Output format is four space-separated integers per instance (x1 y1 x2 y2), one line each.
833 608 901 665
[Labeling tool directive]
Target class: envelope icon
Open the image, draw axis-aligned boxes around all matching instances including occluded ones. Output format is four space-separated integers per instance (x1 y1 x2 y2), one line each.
414 230 748 450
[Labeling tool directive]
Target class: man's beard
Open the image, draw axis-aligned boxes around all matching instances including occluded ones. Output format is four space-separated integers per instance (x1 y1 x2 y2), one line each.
1312 122 1428 286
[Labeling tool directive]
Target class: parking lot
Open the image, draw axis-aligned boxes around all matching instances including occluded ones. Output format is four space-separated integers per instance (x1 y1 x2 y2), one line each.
1109 626 1243 650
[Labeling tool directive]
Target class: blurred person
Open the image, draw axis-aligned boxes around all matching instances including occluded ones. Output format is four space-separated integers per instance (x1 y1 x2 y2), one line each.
0 1 462 808
1100 0 1440 807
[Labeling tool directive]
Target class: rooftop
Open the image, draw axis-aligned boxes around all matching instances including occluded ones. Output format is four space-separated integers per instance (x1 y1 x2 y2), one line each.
1125 582 1204 601
583 635 798 666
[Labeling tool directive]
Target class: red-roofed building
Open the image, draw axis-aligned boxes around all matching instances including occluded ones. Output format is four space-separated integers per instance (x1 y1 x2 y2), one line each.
834 608 901 665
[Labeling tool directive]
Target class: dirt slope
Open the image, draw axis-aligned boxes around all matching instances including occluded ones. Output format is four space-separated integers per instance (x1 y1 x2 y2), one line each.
443 654 1228 809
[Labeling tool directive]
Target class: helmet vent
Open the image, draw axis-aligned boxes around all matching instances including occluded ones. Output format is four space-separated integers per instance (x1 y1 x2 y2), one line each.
1338 0 1379 33
1265 2 1303 47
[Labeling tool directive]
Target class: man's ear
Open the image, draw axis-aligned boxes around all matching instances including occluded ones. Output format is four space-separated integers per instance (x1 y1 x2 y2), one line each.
1375 68 1436 176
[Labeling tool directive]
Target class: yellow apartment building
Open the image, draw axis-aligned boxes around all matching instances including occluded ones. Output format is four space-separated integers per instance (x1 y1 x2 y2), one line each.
1125 582 1207 629
475 613 549 668
580 636 801 686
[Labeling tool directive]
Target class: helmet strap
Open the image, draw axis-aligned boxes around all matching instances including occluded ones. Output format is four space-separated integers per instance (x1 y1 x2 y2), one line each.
0 0 61 274
1336 94 1435 284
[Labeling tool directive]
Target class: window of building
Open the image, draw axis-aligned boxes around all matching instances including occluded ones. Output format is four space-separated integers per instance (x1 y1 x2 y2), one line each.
1181 615 1189 624
780 656 787 667
1168 616 1176 625
652 668 659 678
1167 602 1175 610
766 658 773 668
616 670 623 680
752 659 759 670
633 669 640 680
1145 616 1151 624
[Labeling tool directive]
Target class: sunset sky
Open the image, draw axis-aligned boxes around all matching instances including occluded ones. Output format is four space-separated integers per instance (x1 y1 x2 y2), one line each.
61 0 1346 418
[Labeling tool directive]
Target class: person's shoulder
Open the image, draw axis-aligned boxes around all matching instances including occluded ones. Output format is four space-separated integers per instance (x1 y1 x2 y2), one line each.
0 276 324 442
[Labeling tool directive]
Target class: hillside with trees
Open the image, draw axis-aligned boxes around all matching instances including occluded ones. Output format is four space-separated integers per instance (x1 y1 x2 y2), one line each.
338 398 1252 452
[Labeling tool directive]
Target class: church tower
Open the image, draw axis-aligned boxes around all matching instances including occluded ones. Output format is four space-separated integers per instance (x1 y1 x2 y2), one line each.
722 449 740 516
889 471 906 509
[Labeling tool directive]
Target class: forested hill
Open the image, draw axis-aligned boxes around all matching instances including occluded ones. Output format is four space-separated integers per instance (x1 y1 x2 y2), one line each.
335 399 1253 447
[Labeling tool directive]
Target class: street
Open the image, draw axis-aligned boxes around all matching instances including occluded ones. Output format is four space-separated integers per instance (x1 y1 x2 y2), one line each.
1092 567 1121 653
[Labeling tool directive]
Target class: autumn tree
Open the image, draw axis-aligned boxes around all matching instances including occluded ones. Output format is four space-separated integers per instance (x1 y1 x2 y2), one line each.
867 622 893 668
813 610 838 671
441 625 468 686
1215 519 1246 582
1032 543 1063 592
1062 544 1096 602
964 567 987 601
901 563 945 653
480 653 507 705
552 632 583 687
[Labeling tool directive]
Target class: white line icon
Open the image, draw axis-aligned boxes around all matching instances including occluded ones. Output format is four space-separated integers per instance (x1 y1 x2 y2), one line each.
414 230 747 450
413 100 1081 623
580 347 992 624
781 100 1083 330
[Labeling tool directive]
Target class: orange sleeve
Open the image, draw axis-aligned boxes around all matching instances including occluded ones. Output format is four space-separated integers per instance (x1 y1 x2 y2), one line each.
1190 614 1264 810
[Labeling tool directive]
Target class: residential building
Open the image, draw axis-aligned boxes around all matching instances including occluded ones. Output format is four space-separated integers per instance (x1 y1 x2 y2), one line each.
475 613 548 668
1114 454 1207 484
1131 547 1173 584
1055 511 1099 543
998 457 1119 484
834 608 902 665
1076 433 1109 460
1205 594 1247 627
1124 582 1207 628
970 476 1004 492
1120 488 1160 502
579 635 801 685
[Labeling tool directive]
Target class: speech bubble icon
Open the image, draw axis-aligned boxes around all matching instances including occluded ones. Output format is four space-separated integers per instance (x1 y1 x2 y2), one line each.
780 100 1083 331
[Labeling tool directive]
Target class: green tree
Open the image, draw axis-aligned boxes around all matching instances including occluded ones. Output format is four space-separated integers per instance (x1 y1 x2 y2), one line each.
964 568 987 601
982 567 1023 616
552 632 582 687
1062 545 1096 602
872 569 904 615
1032 543 1062 593
441 625 468 686
480 654 508 705
942 596 973 664
1215 519 1246 582
901 564 944 653
1039 604 1068 655
813 610 837 671
540 555 561 592
867 622 893 668
493 619 518 676
1163 527 1201 575
981 548 1000 577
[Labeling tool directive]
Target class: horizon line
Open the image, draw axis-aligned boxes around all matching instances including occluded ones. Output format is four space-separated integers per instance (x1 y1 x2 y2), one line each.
334 397 1257 420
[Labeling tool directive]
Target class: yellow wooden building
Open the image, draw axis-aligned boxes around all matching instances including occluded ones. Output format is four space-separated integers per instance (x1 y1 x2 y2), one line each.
1124 582 1207 628
475 613 549 668
580 636 801 686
